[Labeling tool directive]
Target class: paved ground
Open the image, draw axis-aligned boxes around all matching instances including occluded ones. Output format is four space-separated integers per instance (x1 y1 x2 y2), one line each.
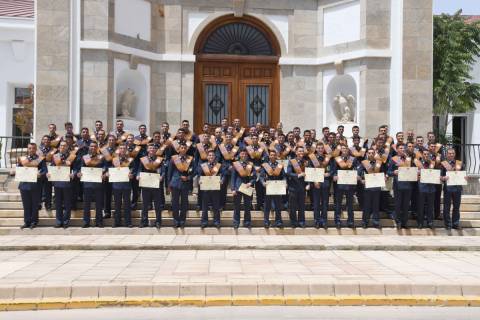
0 234 479 250
3 306 480 320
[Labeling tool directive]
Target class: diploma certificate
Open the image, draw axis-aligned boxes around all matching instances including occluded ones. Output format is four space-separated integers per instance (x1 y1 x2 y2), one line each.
337 170 357 185
305 167 325 183
47 166 70 182
81 167 103 183
139 172 160 189
446 171 467 186
398 167 418 182
15 167 38 183
365 172 386 189
265 180 286 195
238 183 254 197
108 167 130 183
199 176 221 191
420 169 441 184
279 160 289 173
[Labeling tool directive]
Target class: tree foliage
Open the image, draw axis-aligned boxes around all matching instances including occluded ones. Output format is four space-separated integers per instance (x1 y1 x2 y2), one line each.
433 10 480 136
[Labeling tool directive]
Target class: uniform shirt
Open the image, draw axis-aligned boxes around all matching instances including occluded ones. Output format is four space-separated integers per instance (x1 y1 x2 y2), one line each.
17 154 46 191
358 159 384 192
307 153 336 188
50 152 73 188
260 161 286 184
441 159 464 193
74 153 105 189
418 158 436 193
111 156 135 190
387 155 414 191
196 161 227 186
286 158 307 193
168 155 194 190
334 156 358 191
231 160 257 191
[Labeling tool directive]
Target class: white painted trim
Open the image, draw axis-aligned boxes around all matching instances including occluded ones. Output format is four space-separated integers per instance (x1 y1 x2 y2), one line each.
389 0 403 134
80 40 391 66
32 0 37 141
0 18 34 30
69 0 81 129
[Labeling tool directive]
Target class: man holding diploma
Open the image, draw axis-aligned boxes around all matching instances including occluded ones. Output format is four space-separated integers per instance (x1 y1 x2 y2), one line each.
414 150 437 229
231 149 257 229
198 150 225 228
17 143 46 229
333 145 357 229
358 148 383 229
137 144 165 228
75 141 105 228
286 146 307 228
260 150 286 228
441 148 465 230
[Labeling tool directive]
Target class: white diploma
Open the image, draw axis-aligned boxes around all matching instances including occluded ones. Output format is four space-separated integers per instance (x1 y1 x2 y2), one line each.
265 180 286 195
420 169 441 184
108 167 130 183
15 167 38 183
446 171 467 186
81 167 103 183
199 175 221 191
365 172 386 189
139 172 160 189
305 167 325 183
47 166 70 182
337 170 357 185
279 160 289 173
398 167 418 182
382 176 394 192
238 183 254 197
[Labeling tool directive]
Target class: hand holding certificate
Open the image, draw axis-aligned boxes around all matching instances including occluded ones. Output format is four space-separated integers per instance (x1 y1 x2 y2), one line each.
398 167 418 182
15 167 38 183
238 183 254 197
337 170 357 185
420 169 441 184
139 172 160 188
305 167 325 183
266 180 286 195
365 172 386 189
81 167 103 183
446 171 467 186
199 176 221 190
47 166 70 182
108 167 130 183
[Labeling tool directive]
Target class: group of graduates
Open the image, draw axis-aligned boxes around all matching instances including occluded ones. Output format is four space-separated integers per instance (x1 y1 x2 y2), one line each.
17 118 465 230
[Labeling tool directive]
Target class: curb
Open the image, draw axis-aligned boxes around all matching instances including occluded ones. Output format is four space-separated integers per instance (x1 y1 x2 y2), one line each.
1 296 480 311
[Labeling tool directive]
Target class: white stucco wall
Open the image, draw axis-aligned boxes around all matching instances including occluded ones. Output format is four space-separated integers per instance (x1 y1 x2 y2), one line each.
0 17 34 137
114 0 151 41
323 0 360 47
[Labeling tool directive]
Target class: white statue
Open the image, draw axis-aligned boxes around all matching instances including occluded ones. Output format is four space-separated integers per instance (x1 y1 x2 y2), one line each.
118 88 137 118
333 93 356 123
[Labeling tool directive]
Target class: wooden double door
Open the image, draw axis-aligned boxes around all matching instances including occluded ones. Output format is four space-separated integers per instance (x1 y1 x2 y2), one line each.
194 59 279 133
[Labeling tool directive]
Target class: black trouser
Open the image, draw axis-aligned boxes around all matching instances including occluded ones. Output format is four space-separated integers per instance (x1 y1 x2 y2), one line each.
83 186 104 224
40 177 52 208
434 184 442 219
141 187 163 225
335 189 354 224
417 192 434 226
356 183 364 209
363 189 380 225
264 195 283 224
130 179 139 206
255 179 264 208
54 187 72 225
171 187 189 224
312 186 329 224
233 192 252 225
103 181 112 214
409 182 418 213
113 188 131 226
380 190 390 212
394 188 411 226
220 175 230 209
201 190 221 224
288 190 305 225
20 187 40 226
443 189 461 227
71 177 82 205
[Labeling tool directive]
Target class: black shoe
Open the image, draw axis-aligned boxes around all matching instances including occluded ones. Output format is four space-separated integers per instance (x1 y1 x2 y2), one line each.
96 222 104 228
427 223 434 230
63 223 69 229
20 223 30 229
38 204 42 210
361 223 368 229
30 222 37 229
214 223 221 229
127 224 133 228
373 224 381 229
180 222 185 229
243 222 251 229
82 222 90 228
155 222 161 229
45 204 52 211
315 222 320 229
112 223 119 228
347 222 355 229
233 223 239 229
291 222 297 229
173 222 180 228
401 225 409 229
140 223 148 228
195 205 201 212
445 225 452 231
452 225 461 230
298 222 306 229
54 223 62 228
201 223 207 229
264 222 270 229
275 222 284 229
417 223 423 229
103 212 112 219
335 222 342 229
396 224 402 230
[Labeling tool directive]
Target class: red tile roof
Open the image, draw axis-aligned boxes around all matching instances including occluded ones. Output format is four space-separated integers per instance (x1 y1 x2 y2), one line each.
0 0 34 19
464 15 480 24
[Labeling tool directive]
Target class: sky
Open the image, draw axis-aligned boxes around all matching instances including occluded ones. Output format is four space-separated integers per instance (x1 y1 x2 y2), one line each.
433 0 479 15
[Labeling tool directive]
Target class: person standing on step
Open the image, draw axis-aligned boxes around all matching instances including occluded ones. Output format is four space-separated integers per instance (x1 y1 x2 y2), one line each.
216 132 239 209
75 141 105 228
246 134 266 211
415 149 437 229
100 134 117 219
38 135 55 211
333 145 358 229
287 146 307 228
358 148 384 229
49 141 76 228
194 133 216 213
260 150 286 228
231 148 256 229
168 143 194 228
125 133 142 210
426 141 443 220
441 148 466 230
198 150 225 228
108 144 135 228
137 144 165 228
17 142 46 229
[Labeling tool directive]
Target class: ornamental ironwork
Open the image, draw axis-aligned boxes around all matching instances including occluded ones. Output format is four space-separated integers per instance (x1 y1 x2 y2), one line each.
249 94 265 116
208 94 225 115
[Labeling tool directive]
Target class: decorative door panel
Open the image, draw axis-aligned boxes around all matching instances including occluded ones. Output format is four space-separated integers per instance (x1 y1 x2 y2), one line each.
244 84 270 127
203 83 231 126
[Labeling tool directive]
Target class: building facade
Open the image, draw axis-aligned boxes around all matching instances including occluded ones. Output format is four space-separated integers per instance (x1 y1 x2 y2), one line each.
34 0 433 138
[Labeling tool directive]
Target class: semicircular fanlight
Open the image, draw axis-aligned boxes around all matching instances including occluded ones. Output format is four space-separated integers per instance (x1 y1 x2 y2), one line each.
201 22 274 56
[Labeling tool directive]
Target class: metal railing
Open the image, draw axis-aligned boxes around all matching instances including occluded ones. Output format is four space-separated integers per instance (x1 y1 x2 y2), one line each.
449 143 480 176
0 136 31 168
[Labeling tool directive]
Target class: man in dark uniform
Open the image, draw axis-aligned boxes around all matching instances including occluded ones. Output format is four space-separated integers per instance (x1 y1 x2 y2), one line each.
111 119 128 145
73 127 92 209
194 133 216 212
38 135 55 210
198 150 225 228
246 134 266 211
358 148 384 228
168 143 194 228
75 141 105 228
47 123 62 148
100 135 117 219
441 148 466 230
415 149 437 229
260 150 286 228
287 146 307 228
125 133 142 209
231 148 257 229
216 132 238 209
350 135 366 209
137 144 165 228
17 142 46 229
333 145 357 228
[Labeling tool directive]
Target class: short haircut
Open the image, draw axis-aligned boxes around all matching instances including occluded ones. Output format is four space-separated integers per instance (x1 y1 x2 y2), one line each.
64 122 73 127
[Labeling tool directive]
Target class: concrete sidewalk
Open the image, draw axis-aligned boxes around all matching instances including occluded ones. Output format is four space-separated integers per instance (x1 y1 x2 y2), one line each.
0 234 479 251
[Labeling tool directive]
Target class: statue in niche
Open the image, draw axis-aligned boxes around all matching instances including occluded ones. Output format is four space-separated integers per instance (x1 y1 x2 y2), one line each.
117 88 137 118
332 93 356 123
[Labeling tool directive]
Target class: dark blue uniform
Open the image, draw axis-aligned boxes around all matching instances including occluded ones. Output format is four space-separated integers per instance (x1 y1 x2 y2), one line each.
51 151 75 227
308 154 335 227
137 155 165 227
333 156 357 227
100 145 116 217
286 158 307 227
358 159 383 227
416 159 438 228
216 143 238 209
17 155 46 227
260 161 286 227
387 156 415 228
111 156 135 227
168 155 194 227
197 161 226 227
231 160 257 228
38 145 54 210
246 145 267 210
441 160 464 229
126 143 142 209
194 142 216 211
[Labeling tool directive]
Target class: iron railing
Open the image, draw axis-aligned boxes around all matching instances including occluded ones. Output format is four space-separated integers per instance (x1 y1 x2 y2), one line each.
448 143 480 176
0 136 31 168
